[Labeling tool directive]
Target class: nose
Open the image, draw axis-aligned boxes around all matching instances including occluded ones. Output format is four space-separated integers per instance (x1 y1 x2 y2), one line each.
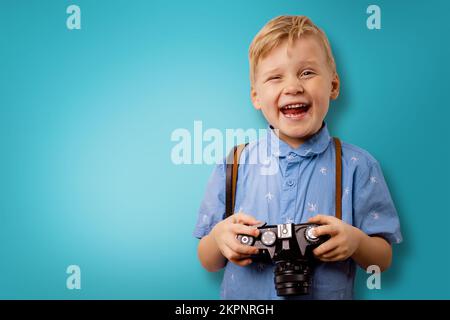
282 76 304 95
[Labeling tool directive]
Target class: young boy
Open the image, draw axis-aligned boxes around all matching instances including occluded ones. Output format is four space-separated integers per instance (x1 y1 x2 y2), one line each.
193 15 402 299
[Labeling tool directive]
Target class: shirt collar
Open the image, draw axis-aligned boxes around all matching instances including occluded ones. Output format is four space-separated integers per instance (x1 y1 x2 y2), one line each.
267 122 332 158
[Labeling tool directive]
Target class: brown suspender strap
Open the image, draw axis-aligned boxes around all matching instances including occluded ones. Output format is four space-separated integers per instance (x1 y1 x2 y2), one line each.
225 143 248 219
333 137 342 220
231 144 246 214
225 147 235 219
225 138 342 220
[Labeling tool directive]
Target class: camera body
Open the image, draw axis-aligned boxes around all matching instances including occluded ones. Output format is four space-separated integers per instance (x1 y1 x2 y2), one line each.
237 222 329 296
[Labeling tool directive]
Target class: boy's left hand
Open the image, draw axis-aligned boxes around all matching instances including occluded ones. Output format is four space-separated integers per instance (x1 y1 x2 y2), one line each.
308 215 363 262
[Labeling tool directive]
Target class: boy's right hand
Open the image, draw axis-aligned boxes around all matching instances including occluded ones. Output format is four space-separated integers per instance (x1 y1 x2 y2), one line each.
211 213 261 267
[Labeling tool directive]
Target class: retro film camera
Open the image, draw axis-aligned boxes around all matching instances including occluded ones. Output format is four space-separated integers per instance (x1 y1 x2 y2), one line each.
237 222 329 296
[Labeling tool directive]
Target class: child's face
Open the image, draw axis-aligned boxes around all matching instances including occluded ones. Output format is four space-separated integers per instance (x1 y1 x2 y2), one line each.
251 35 340 148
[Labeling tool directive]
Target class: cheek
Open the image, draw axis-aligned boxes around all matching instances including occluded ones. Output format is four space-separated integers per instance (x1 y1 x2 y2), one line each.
312 99 330 119
260 85 280 103
310 81 332 106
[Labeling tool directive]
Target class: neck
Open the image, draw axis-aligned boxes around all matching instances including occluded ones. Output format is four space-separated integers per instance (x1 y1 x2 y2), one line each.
270 122 325 149
276 131 309 149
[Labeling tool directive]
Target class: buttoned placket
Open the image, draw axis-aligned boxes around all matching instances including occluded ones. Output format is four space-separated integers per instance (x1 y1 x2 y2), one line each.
279 152 301 224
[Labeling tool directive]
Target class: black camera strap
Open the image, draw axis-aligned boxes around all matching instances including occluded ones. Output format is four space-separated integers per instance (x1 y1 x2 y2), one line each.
224 137 343 220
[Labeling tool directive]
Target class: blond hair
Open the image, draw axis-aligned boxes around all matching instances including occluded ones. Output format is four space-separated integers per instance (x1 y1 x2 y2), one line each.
249 15 337 85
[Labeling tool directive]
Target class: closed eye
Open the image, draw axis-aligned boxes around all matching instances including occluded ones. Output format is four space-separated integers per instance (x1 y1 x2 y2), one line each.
266 75 282 82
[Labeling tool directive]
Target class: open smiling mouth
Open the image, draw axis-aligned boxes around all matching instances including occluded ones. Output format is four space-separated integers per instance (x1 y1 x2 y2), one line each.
280 103 311 119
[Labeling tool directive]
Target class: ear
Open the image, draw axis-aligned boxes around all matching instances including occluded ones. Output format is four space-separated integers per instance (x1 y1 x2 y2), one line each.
330 73 340 100
251 87 261 110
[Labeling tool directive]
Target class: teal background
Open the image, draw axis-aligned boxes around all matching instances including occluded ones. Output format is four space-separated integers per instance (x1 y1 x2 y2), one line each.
0 0 449 299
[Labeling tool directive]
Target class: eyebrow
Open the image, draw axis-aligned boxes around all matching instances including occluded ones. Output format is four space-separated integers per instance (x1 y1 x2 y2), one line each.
261 67 283 77
299 60 320 68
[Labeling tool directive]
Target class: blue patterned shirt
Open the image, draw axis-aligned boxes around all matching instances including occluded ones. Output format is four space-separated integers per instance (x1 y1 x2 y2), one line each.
193 123 402 299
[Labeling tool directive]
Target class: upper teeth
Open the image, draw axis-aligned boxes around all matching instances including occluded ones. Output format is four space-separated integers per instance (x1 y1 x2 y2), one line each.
283 104 306 109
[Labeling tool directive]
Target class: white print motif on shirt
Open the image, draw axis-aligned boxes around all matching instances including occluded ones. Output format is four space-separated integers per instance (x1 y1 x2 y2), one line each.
260 156 279 176
370 212 380 220
307 202 318 212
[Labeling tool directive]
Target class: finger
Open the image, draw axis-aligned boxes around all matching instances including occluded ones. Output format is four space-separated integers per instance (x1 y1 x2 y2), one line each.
317 255 339 262
221 243 235 261
308 214 336 225
317 253 346 262
313 239 339 256
313 225 338 237
231 223 260 237
228 239 260 255
223 243 252 261
316 246 341 259
234 213 262 226
320 250 342 260
232 258 253 267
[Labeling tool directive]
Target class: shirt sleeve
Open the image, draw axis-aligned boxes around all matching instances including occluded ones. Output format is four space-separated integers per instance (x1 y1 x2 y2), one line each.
192 162 227 239
353 159 403 244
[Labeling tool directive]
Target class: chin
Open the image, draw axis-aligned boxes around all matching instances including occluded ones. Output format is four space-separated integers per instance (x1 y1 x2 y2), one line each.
281 124 312 136
278 128 308 141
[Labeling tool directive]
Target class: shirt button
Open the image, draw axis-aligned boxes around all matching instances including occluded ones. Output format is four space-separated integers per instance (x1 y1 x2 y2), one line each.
287 180 295 187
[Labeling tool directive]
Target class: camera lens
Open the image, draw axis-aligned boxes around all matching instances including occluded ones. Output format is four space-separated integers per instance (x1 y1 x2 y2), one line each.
274 260 312 296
